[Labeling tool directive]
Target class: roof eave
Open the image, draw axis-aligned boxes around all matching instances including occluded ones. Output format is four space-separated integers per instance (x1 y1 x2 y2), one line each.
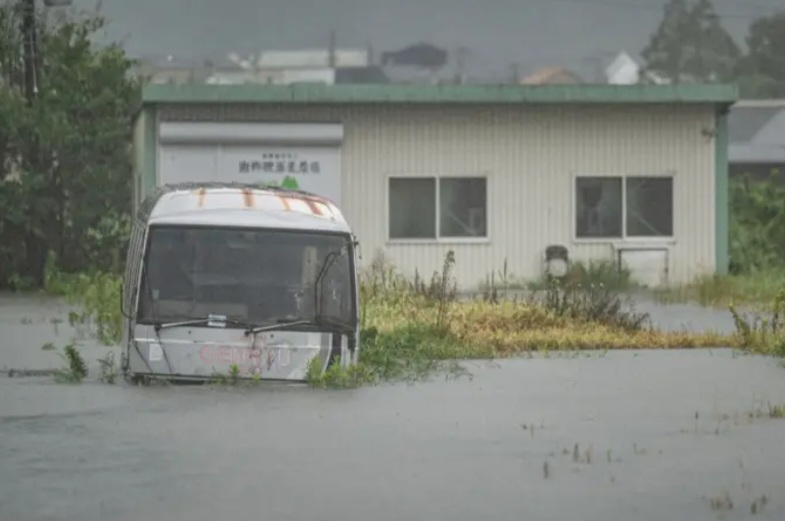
141 83 739 105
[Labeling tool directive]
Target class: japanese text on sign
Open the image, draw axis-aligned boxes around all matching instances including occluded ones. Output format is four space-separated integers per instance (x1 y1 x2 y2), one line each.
238 152 320 175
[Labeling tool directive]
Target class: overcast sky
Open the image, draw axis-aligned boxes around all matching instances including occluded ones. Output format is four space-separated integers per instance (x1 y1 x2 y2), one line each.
72 0 783 78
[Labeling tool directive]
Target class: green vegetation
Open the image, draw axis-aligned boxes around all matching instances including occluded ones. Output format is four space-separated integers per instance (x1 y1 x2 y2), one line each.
656 172 785 308
0 4 140 292
525 259 635 293
730 288 785 358
53 343 88 383
654 270 785 309
45 248 740 388
642 0 785 97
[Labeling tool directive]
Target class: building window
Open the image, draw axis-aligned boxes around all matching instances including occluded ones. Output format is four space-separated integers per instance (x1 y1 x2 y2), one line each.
625 177 673 237
389 178 437 239
389 176 488 240
575 175 673 239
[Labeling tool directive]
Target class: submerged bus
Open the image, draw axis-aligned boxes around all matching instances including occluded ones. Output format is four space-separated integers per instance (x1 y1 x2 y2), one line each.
119 182 360 383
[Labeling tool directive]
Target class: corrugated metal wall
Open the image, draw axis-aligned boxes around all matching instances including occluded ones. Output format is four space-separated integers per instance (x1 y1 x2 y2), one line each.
159 103 716 288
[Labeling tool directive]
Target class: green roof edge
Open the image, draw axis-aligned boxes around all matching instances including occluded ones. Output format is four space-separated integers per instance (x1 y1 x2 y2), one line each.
142 83 739 105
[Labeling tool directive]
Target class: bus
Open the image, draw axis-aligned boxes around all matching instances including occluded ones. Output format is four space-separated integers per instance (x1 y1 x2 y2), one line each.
119 182 360 383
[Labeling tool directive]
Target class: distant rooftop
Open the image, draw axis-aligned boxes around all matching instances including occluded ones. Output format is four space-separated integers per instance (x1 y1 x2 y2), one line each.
729 100 785 164
229 49 370 69
520 67 581 85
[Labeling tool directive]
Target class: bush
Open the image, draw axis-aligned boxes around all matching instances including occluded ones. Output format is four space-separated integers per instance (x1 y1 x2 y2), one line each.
526 259 635 292
730 287 785 357
654 269 785 308
358 252 732 359
45 261 122 346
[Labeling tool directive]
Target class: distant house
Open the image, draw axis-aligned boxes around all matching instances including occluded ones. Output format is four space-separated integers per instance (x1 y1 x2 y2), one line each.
728 100 785 182
605 52 642 85
135 48 381 86
132 55 213 84
210 48 372 85
580 51 668 85
520 67 582 85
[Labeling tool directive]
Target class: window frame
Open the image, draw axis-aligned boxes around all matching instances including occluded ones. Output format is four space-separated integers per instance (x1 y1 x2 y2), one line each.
135 224 359 330
386 173 490 244
572 172 675 243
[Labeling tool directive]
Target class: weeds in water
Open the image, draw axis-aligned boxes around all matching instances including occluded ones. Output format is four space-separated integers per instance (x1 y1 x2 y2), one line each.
207 364 265 387
307 358 375 389
228 364 240 384
746 401 785 420
656 270 785 309
527 259 635 292
750 494 768 515
45 258 123 346
539 279 651 332
97 352 118 384
306 324 472 389
54 343 88 383
730 287 785 356
47 249 742 390
708 490 734 511
480 259 526 302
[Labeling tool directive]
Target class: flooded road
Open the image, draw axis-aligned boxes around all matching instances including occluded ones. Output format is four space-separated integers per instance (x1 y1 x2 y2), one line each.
2 294 785 521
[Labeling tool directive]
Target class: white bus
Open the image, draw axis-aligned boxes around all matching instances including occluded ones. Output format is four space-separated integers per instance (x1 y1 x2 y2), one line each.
119 182 360 383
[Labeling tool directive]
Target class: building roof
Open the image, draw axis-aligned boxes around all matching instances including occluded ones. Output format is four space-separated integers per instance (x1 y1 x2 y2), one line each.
729 100 785 164
142 83 738 105
520 67 581 85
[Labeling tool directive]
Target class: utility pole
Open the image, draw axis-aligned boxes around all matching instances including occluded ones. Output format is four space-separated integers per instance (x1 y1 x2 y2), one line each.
20 0 36 105
18 0 72 105
510 62 520 84
454 46 469 85
328 29 336 68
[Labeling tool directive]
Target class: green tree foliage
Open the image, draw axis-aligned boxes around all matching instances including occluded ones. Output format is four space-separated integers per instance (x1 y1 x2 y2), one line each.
0 5 140 290
641 0 740 83
729 171 785 274
735 12 785 98
641 0 692 83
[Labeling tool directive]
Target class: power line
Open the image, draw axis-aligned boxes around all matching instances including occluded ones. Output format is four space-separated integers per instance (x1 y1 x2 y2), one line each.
524 0 783 20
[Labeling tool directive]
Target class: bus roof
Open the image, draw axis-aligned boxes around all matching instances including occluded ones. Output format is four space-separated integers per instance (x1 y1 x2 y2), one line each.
146 184 352 234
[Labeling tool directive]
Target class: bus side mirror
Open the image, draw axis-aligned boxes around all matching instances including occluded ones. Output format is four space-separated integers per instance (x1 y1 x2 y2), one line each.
353 239 362 261
119 285 132 319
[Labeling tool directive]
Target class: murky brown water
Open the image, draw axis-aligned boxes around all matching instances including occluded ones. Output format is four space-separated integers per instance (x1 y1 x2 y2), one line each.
2 293 784 521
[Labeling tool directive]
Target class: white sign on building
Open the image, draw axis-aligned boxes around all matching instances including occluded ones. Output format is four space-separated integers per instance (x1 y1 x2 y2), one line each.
156 122 343 205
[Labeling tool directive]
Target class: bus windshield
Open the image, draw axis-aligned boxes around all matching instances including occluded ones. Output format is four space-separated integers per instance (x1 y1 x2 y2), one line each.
136 225 355 328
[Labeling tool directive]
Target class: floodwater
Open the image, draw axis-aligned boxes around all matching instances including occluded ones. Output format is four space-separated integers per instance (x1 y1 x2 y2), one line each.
2 293 785 521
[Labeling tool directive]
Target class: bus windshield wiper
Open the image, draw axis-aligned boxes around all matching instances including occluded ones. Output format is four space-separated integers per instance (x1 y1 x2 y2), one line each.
154 314 257 332
244 315 354 336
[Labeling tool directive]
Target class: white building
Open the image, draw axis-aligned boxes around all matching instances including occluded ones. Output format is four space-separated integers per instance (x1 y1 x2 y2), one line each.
133 83 737 289
604 51 669 86
133 49 373 86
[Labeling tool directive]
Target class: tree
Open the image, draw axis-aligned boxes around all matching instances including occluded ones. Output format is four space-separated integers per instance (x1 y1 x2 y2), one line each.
686 0 740 82
641 0 693 83
641 0 740 83
736 12 785 98
0 5 141 289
